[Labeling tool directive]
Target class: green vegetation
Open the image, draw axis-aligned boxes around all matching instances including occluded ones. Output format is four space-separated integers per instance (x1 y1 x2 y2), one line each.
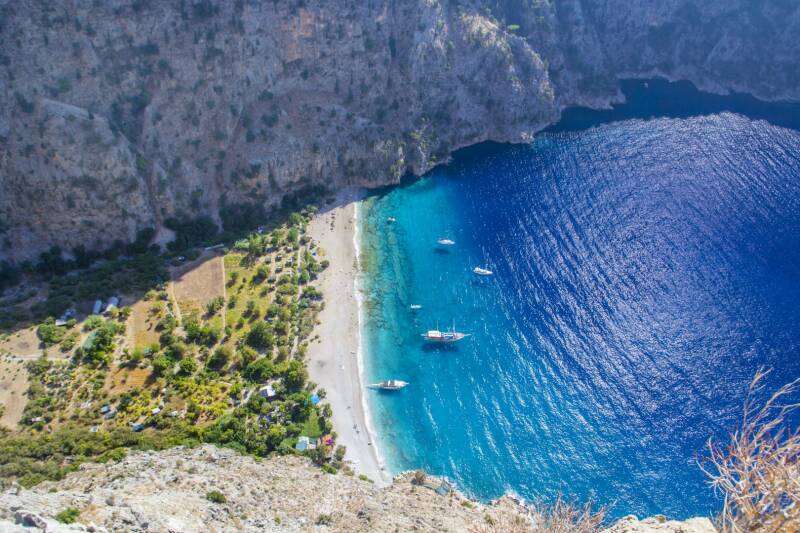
79 319 125 366
1 252 166 331
164 216 218 251
0 424 202 488
54 507 81 524
0 210 336 488
206 490 227 504
37 318 68 346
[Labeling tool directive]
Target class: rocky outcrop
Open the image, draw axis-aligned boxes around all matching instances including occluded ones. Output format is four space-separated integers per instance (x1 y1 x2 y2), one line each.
1 0 798 263
0 445 714 532
603 515 716 533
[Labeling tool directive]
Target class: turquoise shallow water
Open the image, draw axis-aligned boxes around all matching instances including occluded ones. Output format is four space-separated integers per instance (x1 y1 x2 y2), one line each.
358 103 800 519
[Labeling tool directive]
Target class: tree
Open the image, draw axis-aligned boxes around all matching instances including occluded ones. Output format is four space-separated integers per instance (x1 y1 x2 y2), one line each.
284 360 307 392
184 315 221 346
243 357 275 382
83 320 123 366
207 346 232 370
37 318 67 346
152 355 172 375
246 322 274 351
179 358 198 375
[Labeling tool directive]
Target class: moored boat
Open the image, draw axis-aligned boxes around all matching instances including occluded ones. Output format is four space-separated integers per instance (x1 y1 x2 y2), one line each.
421 322 470 343
410 304 422 310
472 266 493 276
368 380 409 390
437 238 455 246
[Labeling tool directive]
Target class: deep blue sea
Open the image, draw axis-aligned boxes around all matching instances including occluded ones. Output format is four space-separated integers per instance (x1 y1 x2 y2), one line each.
359 81 800 519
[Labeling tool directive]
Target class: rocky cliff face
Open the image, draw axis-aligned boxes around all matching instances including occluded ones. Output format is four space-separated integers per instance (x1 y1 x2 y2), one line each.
0 445 716 532
1 0 798 263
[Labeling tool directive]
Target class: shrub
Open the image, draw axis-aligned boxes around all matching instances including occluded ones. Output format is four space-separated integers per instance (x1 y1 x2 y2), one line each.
15 92 35 114
207 346 232 370
701 369 800 533
184 315 221 346
55 508 80 524
179 358 198 375
237 346 258 367
206 296 224 315
152 355 172 375
206 490 226 504
84 315 105 331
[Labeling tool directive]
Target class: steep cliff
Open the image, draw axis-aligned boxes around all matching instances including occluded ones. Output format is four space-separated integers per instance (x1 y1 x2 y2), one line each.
1 0 798 263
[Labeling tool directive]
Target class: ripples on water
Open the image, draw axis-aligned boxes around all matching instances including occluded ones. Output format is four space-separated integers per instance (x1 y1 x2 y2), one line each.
360 112 800 519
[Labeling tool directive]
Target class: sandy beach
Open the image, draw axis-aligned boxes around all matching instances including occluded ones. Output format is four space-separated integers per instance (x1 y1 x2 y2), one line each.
306 188 390 486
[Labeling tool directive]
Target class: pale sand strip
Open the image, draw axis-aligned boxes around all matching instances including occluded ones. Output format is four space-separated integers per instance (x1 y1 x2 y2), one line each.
306 188 390 485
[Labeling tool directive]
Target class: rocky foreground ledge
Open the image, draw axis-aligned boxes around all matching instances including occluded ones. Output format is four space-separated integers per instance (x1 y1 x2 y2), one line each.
0 445 715 532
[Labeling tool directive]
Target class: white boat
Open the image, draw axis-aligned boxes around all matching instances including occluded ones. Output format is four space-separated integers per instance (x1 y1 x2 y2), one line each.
387 217 396 223
410 304 422 310
421 321 470 343
368 380 409 390
472 267 493 276
437 238 455 246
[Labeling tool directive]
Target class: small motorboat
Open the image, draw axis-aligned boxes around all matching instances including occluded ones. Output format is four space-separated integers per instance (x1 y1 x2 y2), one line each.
387 217 396 223
368 380 409 390
472 266 493 276
410 304 422 311
437 238 455 246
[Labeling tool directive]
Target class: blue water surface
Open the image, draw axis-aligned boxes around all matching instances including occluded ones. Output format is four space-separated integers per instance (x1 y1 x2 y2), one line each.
359 98 800 519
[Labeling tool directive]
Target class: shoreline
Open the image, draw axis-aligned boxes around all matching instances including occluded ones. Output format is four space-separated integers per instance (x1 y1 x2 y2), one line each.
306 188 390 486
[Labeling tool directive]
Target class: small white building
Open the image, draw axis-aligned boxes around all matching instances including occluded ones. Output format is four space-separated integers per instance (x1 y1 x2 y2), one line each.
258 384 277 400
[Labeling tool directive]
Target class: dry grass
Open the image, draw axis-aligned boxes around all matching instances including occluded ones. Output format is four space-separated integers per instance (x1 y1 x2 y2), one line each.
701 369 800 533
0 357 29 428
171 255 225 320
470 497 605 533
130 299 163 351
0 327 44 358
105 366 154 395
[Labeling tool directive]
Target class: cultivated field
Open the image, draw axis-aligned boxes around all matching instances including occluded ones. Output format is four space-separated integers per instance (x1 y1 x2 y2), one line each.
128 299 163 352
171 254 225 321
